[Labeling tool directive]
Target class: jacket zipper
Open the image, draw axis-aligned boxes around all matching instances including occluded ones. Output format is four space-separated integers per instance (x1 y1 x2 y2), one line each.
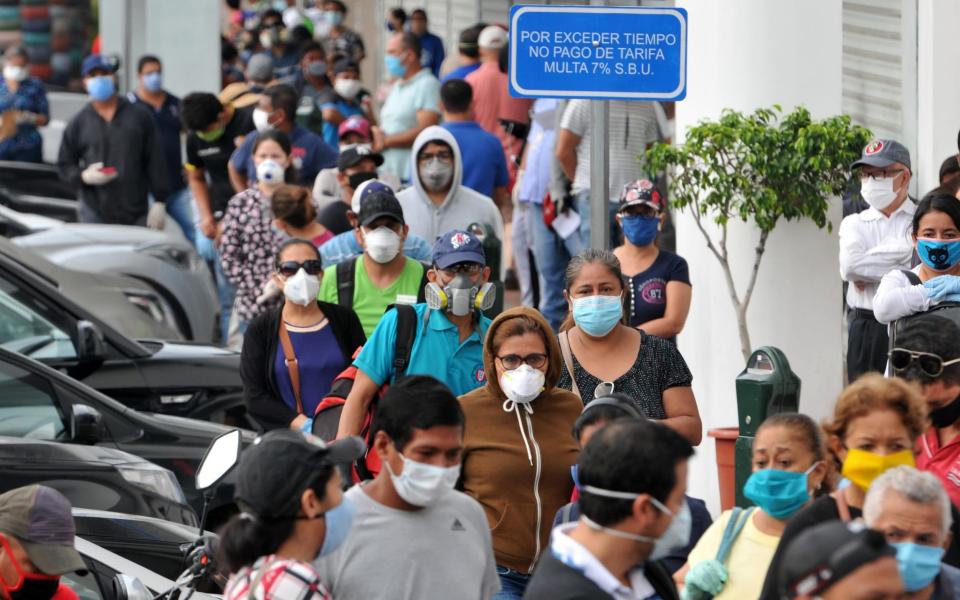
524 411 543 573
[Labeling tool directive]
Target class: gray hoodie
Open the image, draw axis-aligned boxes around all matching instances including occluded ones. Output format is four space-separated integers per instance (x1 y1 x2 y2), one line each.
396 126 505 245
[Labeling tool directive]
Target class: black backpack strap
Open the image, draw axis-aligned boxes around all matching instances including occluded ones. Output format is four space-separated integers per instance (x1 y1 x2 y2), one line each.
901 269 922 285
393 304 417 378
336 257 357 310
416 261 430 303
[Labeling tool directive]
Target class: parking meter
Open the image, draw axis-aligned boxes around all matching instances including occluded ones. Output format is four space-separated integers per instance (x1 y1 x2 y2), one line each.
733 346 801 506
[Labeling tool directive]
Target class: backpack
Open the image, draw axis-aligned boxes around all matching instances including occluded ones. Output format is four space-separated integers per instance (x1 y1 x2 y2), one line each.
311 303 419 480
335 256 429 310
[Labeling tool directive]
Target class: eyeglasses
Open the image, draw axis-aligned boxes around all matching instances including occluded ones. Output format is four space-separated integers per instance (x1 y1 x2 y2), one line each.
889 348 960 377
437 263 483 277
860 169 905 181
418 151 453 164
277 259 323 277
498 353 548 370
594 381 615 398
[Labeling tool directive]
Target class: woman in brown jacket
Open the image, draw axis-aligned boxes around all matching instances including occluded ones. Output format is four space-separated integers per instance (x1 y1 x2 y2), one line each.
459 306 582 600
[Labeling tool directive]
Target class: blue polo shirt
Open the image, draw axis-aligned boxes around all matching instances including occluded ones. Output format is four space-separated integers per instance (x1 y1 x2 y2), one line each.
441 120 509 199
353 303 491 397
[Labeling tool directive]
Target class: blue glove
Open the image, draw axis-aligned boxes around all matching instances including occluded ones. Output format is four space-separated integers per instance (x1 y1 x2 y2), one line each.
681 559 728 600
923 275 960 302
299 417 314 434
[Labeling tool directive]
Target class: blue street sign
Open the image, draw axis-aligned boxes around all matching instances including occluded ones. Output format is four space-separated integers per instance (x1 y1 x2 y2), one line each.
509 5 687 100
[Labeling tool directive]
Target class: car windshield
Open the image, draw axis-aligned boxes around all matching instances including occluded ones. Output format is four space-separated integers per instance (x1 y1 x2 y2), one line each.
0 284 75 359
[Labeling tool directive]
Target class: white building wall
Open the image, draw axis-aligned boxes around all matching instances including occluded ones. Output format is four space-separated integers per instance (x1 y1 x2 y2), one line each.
673 0 844 515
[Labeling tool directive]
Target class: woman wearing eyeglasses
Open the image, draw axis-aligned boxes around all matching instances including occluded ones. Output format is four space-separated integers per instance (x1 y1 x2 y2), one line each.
241 238 366 432
556 249 702 446
458 306 582 599
874 189 960 325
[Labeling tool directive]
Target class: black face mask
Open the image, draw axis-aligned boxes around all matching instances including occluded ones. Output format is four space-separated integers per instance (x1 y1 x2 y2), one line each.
7 577 60 600
930 393 960 428
348 171 376 190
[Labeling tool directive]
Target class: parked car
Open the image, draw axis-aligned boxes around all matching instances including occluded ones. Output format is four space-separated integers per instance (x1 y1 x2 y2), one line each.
0 244 245 424
0 205 218 343
0 346 250 529
73 508 223 594
0 436 196 527
0 160 77 222
69 536 219 600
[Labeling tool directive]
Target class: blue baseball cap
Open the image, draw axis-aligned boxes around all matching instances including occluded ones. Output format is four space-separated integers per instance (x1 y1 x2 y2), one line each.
350 179 394 214
81 54 118 77
433 229 486 269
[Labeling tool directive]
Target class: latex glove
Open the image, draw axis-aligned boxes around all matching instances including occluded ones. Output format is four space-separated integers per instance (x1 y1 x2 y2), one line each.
923 275 960 302
80 162 118 186
681 560 729 600
299 417 314 434
256 278 281 306
146 202 167 230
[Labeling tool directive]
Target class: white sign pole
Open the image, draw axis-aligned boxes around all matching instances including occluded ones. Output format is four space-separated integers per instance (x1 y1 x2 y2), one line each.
589 0 610 250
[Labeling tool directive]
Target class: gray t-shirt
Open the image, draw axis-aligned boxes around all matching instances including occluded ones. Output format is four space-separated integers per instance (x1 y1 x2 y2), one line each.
314 484 500 600
561 99 660 197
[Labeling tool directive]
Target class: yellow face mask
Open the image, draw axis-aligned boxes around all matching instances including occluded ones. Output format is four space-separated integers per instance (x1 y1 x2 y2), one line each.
841 448 915 491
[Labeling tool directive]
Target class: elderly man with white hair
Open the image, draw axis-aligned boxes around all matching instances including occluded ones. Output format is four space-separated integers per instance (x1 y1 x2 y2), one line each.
863 466 960 598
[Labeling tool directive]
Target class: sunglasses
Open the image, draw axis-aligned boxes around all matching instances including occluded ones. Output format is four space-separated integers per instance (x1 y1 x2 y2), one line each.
498 353 548 370
889 348 960 377
277 260 323 277
436 263 483 277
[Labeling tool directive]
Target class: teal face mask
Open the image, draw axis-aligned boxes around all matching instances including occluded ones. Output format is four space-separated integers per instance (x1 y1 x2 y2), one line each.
385 54 407 78
572 294 622 338
743 463 818 520
893 542 943 592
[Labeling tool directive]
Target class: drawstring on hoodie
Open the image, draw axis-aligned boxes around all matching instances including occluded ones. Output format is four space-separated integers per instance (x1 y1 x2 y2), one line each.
502 399 535 466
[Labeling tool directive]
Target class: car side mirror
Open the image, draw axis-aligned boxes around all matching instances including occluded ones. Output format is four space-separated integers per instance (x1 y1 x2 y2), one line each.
111 574 151 600
76 320 105 363
71 404 103 444
196 429 241 491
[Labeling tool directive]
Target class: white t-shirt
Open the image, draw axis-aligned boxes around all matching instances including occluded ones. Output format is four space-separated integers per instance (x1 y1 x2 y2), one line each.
314 484 500 600
560 100 660 197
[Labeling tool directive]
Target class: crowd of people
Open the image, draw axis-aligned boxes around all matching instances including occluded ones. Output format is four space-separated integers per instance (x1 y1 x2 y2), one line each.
5 1 960 599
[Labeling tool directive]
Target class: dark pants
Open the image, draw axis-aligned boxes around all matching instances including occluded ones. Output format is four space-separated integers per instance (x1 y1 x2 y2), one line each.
847 308 889 382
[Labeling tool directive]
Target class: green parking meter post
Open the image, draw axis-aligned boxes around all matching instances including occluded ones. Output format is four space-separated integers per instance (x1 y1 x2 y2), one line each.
733 347 801 506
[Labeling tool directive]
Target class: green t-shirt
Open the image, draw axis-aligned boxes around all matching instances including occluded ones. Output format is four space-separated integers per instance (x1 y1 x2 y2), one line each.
319 257 425 337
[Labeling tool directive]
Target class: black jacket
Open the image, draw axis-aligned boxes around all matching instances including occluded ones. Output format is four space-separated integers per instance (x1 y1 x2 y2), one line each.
523 548 679 600
57 98 170 224
241 300 365 431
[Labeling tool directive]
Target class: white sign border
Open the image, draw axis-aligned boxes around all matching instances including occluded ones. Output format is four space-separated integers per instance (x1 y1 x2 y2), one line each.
509 5 687 100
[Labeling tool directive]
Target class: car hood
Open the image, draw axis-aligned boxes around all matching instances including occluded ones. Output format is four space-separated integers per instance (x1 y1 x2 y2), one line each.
14 223 184 253
133 340 242 390
0 436 145 466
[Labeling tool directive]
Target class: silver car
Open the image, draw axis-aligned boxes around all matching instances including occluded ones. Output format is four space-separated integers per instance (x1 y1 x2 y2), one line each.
1 206 218 342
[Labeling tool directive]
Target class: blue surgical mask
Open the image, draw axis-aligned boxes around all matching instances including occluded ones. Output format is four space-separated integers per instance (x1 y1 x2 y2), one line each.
581 487 692 561
917 239 960 272
85 75 115 102
324 10 344 26
385 54 407 78
621 214 659 247
306 60 328 78
142 71 162 92
743 463 818 520
893 542 943 592
318 497 355 557
572 294 623 338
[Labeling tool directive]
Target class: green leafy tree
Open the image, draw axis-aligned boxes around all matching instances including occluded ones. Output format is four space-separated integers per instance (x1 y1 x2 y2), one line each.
644 106 871 362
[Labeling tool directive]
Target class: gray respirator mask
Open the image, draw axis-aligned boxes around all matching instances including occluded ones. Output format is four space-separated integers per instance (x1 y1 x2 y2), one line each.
425 271 495 316
420 158 454 192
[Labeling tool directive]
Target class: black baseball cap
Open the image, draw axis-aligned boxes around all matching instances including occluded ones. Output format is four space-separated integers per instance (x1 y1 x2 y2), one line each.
234 430 364 519
357 190 405 227
779 521 895 598
338 144 384 172
0 485 86 576
333 58 359 76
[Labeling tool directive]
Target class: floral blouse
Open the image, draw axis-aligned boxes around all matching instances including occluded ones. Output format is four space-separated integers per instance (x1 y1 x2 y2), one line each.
219 187 284 323
0 77 48 156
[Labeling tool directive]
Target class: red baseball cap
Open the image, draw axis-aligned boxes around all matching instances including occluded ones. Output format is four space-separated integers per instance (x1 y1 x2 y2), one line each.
338 116 371 141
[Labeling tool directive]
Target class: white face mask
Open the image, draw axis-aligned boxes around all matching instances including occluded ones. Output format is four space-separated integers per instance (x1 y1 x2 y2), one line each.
3 65 27 82
252 108 273 132
421 158 454 192
860 175 900 211
256 159 285 185
334 78 362 101
281 268 320 306
386 453 460 507
362 226 402 264
499 364 545 404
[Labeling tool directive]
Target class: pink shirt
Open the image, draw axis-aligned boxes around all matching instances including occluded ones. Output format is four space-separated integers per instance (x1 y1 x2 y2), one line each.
916 427 960 509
